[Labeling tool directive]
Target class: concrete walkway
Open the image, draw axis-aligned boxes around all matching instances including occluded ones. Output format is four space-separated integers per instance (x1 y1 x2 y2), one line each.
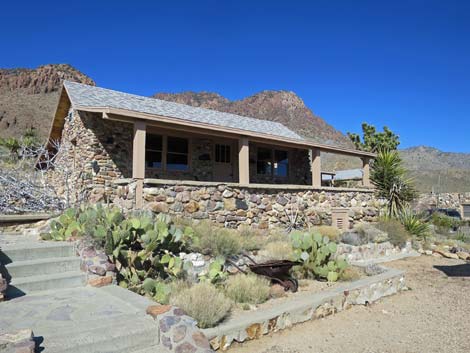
0 281 165 352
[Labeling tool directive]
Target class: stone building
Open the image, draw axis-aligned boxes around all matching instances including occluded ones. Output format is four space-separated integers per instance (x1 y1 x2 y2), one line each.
44 81 378 229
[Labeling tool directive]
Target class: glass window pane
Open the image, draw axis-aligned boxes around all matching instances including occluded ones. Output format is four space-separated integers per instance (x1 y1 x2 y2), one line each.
215 145 220 162
274 150 288 176
146 134 162 151
167 153 188 171
225 146 231 163
168 137 188 154
257 147 272 175
146 151 162 168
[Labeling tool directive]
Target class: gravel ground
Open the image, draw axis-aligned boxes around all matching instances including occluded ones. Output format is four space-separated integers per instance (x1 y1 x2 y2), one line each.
229 255 470 353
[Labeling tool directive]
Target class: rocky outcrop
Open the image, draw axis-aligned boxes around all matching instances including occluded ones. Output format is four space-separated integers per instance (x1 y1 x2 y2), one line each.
0 64 94 140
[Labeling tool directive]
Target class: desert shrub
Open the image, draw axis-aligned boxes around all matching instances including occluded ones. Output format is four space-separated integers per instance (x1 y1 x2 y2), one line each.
290 230 347 282
376 218 410 247
353 223 389 244
312 225 341 243
238 225 267 251
340 266 363 282
170 282 232 328
224 274 270 304
399 209 430 239
431 213 461 234
263 241 294 260
191 221 242 257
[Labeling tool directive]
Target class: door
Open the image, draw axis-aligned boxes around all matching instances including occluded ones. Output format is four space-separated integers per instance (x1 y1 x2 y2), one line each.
213 142 234 182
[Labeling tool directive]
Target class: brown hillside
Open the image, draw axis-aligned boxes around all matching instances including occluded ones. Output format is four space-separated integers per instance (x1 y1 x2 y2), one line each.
0 64 94 140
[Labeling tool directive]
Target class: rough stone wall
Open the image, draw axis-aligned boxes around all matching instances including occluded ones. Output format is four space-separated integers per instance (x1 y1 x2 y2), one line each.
48 110 133 205
414 192 470 211
112 181 380 229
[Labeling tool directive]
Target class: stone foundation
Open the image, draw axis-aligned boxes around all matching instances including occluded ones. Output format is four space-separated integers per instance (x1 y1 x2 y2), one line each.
112 180 381 229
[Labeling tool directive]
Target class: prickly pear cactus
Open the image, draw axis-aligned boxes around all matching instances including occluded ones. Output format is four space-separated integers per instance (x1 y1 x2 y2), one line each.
290 230 348 282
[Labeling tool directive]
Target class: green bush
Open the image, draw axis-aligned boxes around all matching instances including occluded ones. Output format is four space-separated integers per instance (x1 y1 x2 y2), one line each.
376 217 410 247
431 213 461 234
170 282 232 328
290 230 347 282
224 274 270 304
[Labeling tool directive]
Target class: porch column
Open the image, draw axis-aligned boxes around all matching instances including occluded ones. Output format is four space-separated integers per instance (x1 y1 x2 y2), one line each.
238 136 250 185
132 120 146 208
362 157 371 187
311 148 321 188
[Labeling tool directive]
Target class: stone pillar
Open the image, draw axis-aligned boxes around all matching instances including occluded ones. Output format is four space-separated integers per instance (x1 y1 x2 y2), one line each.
238 137 250 185
133 120 146 208
311 148 321 188
362 157 371 188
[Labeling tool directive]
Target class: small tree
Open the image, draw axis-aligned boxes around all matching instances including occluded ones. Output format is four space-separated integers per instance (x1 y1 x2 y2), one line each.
371 149 416 217
348 123 399 152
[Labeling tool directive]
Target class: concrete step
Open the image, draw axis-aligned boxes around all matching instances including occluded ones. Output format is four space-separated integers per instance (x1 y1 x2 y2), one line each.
7 271 86 297
4 256 81 278
0 242 76 263
42 315 159 353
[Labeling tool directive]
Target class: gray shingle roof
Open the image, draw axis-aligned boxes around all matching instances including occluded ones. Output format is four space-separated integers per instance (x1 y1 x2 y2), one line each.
64 81 304 141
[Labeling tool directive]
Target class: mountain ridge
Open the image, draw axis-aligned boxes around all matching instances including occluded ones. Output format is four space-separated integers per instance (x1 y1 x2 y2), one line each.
1 63 469 192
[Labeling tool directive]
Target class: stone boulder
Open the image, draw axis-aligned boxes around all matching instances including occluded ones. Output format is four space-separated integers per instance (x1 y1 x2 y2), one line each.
0 329 35 352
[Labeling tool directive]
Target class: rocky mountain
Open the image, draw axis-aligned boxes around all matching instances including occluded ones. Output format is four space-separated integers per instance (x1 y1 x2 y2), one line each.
1 63 469 192
0 64 94 140
400 146 470 193
153 91 353 148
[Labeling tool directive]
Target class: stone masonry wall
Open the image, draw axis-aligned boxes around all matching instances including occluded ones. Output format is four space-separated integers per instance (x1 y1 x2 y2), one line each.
414 192 470 212
48 110 133 205
112 181 380 229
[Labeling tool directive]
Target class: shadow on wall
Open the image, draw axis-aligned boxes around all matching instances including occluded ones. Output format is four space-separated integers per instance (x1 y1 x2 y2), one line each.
434 264 470 277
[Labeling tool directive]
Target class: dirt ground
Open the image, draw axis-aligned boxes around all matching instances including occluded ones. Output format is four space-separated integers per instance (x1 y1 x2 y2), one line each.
229 255 470 353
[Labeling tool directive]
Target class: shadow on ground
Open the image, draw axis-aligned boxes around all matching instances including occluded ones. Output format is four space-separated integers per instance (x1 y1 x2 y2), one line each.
434 263 470 277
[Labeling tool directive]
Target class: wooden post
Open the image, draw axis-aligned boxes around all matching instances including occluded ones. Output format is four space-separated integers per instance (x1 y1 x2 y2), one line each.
311 148 321 188
362 157 371 187
238 137 250 185
133 120 146 208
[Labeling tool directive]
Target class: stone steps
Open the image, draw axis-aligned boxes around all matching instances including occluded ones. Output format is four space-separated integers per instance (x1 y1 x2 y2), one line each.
38 314 159 353
6 271 86 297
0 238 85 297
5 256 81 278
0 242 76 263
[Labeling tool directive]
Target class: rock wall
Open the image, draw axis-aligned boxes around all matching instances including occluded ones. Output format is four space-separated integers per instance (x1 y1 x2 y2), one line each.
112 181 381 229
415 192 470 212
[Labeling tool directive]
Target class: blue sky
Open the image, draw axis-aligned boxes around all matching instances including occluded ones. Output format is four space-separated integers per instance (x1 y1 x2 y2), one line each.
2 1 469 152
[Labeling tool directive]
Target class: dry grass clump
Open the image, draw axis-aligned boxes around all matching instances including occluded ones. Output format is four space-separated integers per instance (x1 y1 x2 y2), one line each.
376 218 410 247
224 274 271 304
264 241 293 260
170 282 232 328
312 225 341 243
340 266 363 282
190 220 242 257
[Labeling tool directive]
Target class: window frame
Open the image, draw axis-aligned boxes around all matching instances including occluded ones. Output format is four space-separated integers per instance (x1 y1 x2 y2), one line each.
214 143 232 164
145 132 191 173
255 145 290 179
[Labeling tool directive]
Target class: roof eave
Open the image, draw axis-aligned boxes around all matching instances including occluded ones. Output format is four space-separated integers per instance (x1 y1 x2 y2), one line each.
74 105 376 158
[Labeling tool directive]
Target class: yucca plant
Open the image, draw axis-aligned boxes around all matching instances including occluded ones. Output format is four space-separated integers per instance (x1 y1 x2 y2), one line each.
371 149 417 217
399 208 430 239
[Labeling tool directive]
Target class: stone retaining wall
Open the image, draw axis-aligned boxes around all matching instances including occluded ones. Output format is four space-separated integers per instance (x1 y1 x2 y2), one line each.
203 266 406 351
111 180 382 228
415 192 470 212
336 241 416 264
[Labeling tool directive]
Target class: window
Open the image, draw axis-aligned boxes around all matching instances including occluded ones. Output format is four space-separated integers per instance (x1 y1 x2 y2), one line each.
146 133 162 168
257 147 289 177
215 144 231 163
167 136 189 171
257 148 272 175
274 150 289 177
